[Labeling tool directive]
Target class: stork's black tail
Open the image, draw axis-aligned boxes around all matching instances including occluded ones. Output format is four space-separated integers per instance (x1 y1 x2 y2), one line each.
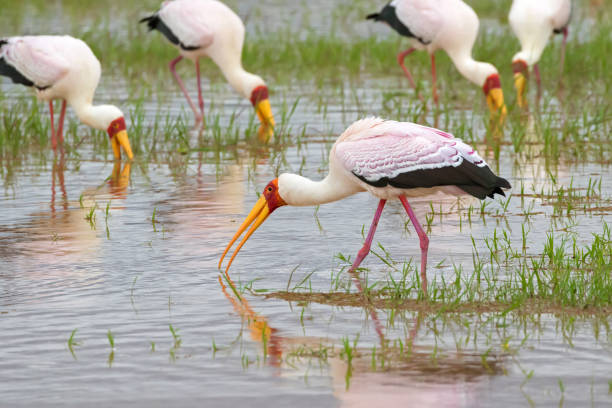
459 172 511 200
139 14 159 31
366 12 381 20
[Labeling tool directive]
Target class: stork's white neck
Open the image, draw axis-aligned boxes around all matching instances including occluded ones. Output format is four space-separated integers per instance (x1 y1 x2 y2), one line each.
278 172 363 207
512 50 541 67
446 50 498 88
71 100 124 132
211 53 265 100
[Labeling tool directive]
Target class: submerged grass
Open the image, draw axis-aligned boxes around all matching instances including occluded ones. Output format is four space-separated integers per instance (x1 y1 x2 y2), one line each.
261 221 611 315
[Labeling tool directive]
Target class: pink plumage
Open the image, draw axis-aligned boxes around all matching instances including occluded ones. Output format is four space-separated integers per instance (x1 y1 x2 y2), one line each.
335 119 486 183
157 0 215 49
0 36 83 89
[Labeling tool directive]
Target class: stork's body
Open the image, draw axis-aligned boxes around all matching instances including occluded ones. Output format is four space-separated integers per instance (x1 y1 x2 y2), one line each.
220 118 511 295
367 0 507 119
0 35 133 159
509 0 571 106
141 0 275 141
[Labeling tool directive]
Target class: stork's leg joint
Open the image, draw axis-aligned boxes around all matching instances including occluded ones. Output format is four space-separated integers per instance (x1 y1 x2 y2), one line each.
357 245 370 259
420 234 429 251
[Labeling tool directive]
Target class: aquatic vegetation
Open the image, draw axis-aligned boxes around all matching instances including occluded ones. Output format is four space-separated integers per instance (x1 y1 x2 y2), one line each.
67 329 81 360
0 0 610 406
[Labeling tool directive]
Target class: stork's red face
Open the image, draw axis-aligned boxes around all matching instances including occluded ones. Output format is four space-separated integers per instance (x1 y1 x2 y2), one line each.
107 117 134 160
512 59 529 108
483 74 507 124
219 179 287 273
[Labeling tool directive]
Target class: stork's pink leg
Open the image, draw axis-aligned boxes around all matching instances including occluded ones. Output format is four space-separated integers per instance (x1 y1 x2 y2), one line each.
195 59 204 119
49 101 56 150
57 100 67 145
347 199 387 340
397 48 424 102
169 55 202 124
399 196 429 296
430 53 438 106
559 27 568 78
533 63 542 103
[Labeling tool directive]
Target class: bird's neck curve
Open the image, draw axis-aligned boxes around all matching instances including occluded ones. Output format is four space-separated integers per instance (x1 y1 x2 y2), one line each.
512 50 539 67
212 53 265 100
278 172 362 207
446 51 498 88
71 100 123 131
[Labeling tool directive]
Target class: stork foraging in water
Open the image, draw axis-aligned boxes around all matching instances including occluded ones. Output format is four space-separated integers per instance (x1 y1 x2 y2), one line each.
140 0 276 141
509 0 571 107
0 36 133 160
219 117 511 296
367 0 507 121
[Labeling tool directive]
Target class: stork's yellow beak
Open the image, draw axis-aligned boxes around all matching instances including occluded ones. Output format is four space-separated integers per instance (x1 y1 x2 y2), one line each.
219 195 270 274
111 130 134 160
255 98 275 143
486 88 507 124
514 72 528 108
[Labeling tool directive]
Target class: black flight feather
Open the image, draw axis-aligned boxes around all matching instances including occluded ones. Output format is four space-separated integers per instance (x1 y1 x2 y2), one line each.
366 4 430 45
354 160 511 200
139 14 200 51
0 40 41 89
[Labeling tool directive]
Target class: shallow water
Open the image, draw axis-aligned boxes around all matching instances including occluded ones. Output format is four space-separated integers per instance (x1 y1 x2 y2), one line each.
1 1 612 407
1 116 610 406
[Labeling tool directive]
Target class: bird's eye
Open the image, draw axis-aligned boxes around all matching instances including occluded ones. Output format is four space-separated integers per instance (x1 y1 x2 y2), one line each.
267 186 273 192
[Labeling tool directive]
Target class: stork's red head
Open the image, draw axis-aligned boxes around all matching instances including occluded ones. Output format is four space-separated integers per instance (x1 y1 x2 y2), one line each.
219 179 287 273
250 86 275 143
107 117 134 160
512 59 529 108
483 74 507 123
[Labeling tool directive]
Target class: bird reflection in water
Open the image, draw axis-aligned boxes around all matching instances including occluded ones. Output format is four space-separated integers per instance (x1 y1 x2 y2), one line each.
0 152 132 261
218 276 505 407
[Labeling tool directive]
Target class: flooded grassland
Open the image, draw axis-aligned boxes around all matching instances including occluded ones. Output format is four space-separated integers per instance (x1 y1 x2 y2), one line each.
0 0 611 407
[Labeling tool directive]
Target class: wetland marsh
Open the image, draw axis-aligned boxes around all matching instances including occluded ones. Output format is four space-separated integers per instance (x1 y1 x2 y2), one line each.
0 0 611 406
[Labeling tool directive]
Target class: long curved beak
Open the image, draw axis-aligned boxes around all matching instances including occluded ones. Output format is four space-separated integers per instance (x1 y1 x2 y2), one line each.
513 72 527 108
486 88 507 124
255 99 275 143
219 195 270 274
111 130 134 160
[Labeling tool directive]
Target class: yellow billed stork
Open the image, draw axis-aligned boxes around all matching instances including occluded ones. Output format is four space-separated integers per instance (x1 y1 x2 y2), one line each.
140 0 276 141
0 36 133 160
219 117 511 296
367 0 508 121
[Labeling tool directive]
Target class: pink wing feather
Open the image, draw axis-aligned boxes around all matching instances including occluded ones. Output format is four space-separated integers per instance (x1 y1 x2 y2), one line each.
159 0 215 49
335 119 486 183
1 37 70 88
394 0 444 44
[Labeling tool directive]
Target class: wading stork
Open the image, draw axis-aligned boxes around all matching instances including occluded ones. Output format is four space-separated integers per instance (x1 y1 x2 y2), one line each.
140 0 276 141
509 0 571 107
219 117 511 296
0 36 133 160
367 0 507 121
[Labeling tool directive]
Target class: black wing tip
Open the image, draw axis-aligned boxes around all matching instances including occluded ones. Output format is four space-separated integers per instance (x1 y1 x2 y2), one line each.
366 13 380 20
488 178 511 199
139 14 158 30
497 177 512 190
0 39 7 48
